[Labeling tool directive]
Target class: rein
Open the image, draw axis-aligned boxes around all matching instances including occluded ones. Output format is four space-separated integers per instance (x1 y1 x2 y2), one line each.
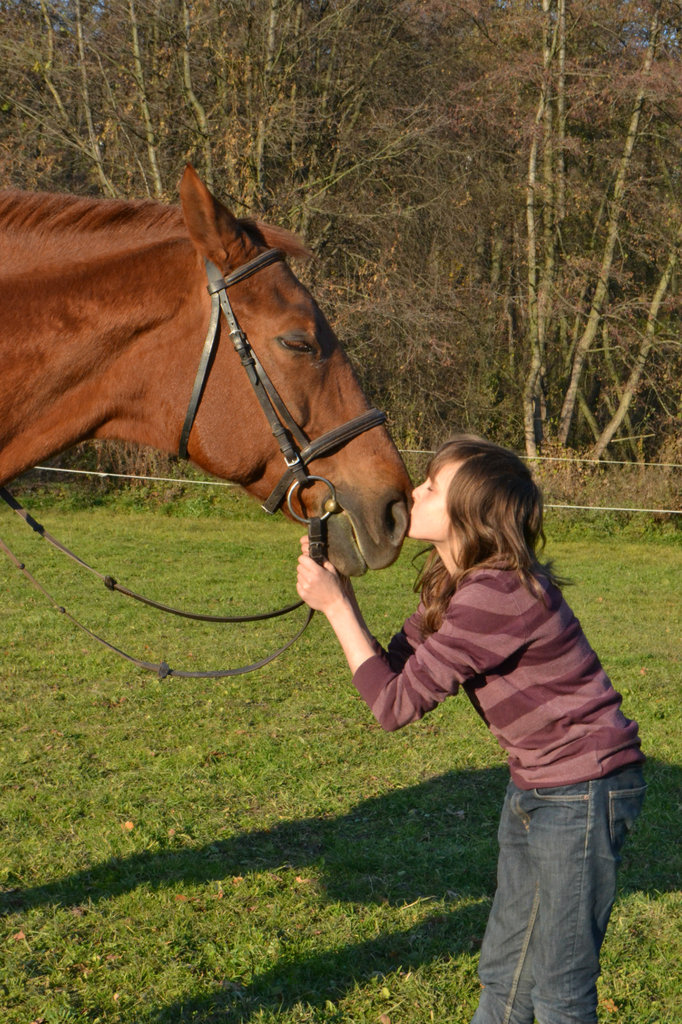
0 485 312 678
0 247 386 679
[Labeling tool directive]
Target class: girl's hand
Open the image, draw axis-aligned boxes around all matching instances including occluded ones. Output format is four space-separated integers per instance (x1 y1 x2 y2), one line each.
297 537 377 674
296 536 347 614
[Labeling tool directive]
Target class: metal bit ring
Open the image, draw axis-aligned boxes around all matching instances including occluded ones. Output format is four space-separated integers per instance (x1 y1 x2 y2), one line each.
286 476 338 524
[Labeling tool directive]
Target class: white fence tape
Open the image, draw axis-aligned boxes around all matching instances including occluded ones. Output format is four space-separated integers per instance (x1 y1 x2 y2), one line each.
26 459 681 516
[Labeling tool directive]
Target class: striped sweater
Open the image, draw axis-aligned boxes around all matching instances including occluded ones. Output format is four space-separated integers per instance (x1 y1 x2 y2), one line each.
352 568 644 789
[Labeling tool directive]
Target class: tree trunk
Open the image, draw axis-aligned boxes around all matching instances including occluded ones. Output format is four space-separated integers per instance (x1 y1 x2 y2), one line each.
129 0 163 199
557 3 661 445
254 0 280 204
523 0 560 456
591 218 682 459
75 0 116 196
180 0 214 190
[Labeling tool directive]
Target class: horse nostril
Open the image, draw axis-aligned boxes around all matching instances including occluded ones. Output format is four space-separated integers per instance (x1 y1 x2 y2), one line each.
385 497 410 545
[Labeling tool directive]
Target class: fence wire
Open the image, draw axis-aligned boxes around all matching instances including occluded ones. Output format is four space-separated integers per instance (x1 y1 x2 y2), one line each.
25 458 681 516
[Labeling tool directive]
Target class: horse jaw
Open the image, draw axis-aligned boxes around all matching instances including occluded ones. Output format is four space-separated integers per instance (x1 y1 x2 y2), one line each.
325 512 369 576
326 495 410 576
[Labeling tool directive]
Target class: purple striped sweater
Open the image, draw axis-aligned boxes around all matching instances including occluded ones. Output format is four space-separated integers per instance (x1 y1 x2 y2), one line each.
353 568 644 788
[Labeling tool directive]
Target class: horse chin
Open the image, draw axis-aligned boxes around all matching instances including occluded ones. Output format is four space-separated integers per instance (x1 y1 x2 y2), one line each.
326 512 369 577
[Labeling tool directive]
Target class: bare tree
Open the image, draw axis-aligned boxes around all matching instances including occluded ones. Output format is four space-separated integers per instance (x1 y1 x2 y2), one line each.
592 218 682 458
557 2 663 446
0 0 679 461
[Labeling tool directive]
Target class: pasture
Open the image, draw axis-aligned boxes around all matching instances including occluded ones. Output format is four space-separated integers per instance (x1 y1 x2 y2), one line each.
0 493 680 1023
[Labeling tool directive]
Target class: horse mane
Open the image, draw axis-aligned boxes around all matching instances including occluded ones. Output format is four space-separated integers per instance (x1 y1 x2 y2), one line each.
0 190 185 272
0 189 183 241
0 189 311 266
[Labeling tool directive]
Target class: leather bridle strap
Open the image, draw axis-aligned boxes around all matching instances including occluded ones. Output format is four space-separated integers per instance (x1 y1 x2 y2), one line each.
205 256 311 478
0 528 312 678
179 249 387 514
261 407 386 514
0 485 302 623
179 248 289 460
0 485 312 679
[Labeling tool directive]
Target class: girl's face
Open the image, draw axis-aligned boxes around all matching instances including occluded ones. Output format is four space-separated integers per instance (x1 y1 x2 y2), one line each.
408 462 461 569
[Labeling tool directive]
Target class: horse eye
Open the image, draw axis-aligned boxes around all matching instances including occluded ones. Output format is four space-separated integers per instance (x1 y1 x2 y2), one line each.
276 333 316 355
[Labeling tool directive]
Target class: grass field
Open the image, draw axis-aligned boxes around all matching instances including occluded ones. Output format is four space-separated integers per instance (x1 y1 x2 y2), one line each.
0 493 680 1023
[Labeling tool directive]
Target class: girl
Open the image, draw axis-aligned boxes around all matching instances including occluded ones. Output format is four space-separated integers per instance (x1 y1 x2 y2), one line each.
296 435 645 1024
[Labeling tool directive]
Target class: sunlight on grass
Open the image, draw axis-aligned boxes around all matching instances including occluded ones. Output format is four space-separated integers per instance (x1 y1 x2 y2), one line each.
0 501 680 1023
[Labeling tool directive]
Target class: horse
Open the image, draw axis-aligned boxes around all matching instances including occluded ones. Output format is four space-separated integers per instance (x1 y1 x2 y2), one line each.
0 166 411 577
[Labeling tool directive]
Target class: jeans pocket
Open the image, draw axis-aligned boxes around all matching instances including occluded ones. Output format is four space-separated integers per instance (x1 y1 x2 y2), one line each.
608 785 647 853
532 782 590 801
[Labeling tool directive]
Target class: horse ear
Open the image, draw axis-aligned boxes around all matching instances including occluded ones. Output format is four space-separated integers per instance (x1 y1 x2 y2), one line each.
179 165 241 267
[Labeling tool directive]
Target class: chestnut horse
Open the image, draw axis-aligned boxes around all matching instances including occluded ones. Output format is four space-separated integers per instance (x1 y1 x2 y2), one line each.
0 167 410 576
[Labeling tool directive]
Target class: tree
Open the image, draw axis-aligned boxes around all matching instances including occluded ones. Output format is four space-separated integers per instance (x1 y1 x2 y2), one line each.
0 0 679 462
441 0 682 459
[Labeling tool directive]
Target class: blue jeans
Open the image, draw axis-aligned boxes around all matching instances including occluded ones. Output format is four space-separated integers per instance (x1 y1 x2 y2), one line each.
471 765 646 1024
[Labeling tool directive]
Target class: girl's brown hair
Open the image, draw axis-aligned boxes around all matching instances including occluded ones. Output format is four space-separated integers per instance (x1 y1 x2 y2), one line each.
417 435 561 636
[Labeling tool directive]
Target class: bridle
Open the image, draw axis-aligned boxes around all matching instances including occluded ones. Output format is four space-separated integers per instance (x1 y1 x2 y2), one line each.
0 247 389 678
179 248 386 527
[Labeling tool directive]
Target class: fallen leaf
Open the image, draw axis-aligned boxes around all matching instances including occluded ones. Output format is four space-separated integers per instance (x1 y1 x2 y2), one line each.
12 931 25 941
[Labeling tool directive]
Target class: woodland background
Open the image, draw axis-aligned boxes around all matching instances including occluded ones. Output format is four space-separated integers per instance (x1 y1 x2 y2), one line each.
0 0 680 474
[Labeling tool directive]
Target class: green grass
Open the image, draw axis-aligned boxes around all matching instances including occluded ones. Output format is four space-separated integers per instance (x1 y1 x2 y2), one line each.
0 496 680 1023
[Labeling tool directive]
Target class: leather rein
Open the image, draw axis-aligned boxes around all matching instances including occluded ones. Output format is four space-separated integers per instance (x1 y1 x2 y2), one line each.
0 248 386 679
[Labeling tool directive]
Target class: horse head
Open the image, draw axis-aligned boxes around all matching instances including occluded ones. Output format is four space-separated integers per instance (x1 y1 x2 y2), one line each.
178 167 411 576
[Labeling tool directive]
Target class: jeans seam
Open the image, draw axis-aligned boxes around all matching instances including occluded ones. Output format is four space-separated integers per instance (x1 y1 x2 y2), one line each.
531 792 588 802
566 778 593 990
502 881 540 1024
608 785 646 846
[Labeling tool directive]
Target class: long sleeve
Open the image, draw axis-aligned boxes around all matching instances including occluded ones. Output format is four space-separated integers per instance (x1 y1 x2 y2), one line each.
385 607 423 671
353 572 531 731
350 568 643 790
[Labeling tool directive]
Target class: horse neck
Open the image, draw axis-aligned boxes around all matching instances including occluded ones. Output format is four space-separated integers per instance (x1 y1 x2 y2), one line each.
0 237 204 483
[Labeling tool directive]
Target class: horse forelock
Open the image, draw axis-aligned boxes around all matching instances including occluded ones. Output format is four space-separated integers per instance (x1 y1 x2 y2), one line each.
240 217 312 261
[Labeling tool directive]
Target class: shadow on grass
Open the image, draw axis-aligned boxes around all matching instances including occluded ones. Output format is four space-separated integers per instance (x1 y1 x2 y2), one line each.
3 767 506 914
169 904 488 1024
2 759 678 1022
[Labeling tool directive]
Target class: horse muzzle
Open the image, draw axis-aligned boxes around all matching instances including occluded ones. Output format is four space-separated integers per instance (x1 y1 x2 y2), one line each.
327 493 409 576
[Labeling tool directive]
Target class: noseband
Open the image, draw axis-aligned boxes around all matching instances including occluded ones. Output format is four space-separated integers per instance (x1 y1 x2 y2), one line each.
179 249 386 525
